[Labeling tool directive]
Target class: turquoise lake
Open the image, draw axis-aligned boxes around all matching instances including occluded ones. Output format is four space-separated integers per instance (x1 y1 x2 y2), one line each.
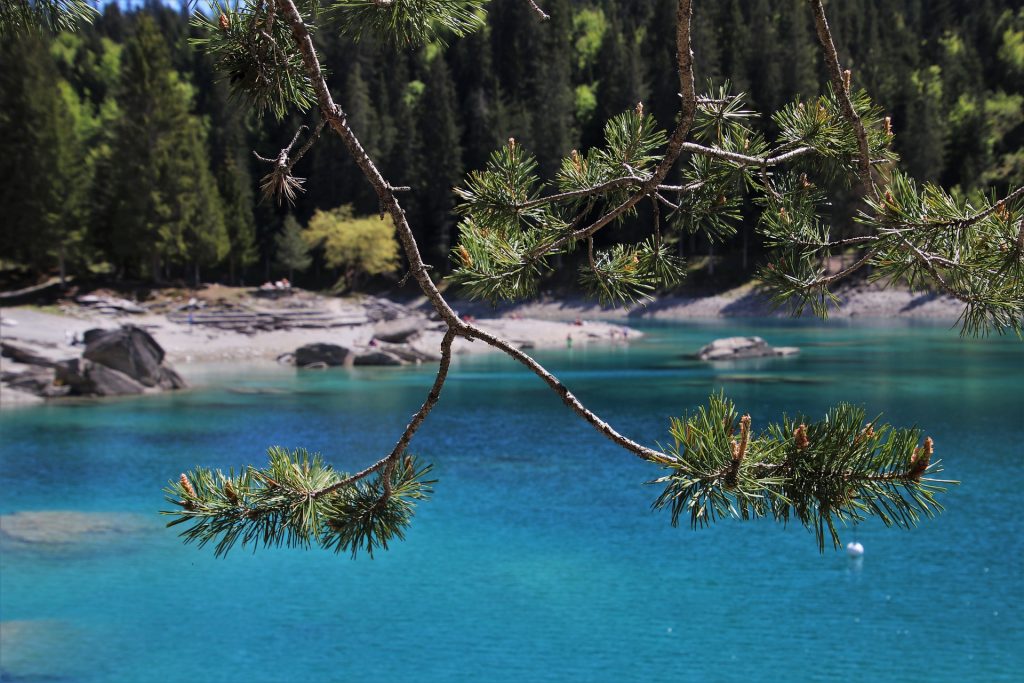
1 319 1022 682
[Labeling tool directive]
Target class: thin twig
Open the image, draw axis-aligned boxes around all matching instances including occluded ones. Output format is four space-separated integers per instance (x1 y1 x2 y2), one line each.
312 327 458 498
278 0 694 473
810 249 876 287
651 195 662 249
518 175 644 211
523 0 550 21
807 0 872 188
680 142 815 167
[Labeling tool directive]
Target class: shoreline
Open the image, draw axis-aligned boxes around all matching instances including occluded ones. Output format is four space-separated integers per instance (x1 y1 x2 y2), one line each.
0 284 965 407
442 282 967 322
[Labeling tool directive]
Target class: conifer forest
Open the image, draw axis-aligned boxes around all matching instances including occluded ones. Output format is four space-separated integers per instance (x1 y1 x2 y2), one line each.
3 0 1023 289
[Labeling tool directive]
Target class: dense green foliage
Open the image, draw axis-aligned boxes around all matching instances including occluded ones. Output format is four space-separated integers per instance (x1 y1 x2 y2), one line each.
166 447 434 558
2 0 1022 288
304 205 400 289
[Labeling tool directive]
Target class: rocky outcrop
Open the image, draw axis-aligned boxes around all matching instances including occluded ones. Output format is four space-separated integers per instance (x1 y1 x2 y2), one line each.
1 341 57 367
292 339 437 368
55 358 147 396
695 336 800 361
0 325 185 403
376 341 441 363
81 326 185 389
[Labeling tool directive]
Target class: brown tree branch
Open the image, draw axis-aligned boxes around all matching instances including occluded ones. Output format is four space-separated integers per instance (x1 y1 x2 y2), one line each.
807 0 872 188
526 0 697 256
679 142 815 167
276 0 698 472
523 0 550 21
463 324 678 464
312 327 458 498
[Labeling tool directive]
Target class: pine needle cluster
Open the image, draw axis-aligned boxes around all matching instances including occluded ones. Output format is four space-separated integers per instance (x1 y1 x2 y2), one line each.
163 447 434 558
652 394 950 551
450 107 686 304
192 1 317 120
329 0 486 46
0 0 96 37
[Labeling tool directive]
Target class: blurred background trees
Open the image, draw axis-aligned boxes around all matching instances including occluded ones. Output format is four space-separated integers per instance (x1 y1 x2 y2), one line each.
2 0 1022 290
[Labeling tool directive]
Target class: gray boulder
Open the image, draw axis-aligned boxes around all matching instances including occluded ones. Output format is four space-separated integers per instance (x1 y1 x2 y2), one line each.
295 343 351 367
377 341 441 363
695 336 800 361
82 326 185 389
55 358 147 396
372 317 425 343
2 367 68 397
352 350 406 366
1 341 55 367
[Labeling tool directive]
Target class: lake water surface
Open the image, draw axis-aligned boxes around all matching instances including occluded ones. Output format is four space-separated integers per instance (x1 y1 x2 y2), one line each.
1 319 1021 682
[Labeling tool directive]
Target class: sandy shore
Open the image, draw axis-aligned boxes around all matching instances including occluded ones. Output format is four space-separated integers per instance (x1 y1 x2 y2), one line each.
0 283 968 407
0 297 638 367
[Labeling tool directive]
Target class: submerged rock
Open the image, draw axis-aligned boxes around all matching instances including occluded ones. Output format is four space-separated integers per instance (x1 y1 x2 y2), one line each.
0 511 150 546
695 336 800 361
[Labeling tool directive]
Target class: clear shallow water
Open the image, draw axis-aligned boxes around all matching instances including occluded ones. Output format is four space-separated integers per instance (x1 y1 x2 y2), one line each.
1 319 1021 682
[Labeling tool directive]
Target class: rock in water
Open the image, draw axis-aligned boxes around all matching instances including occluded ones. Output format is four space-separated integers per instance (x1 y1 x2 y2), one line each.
695 336 800 361
295 343 351 367
82 325 185 389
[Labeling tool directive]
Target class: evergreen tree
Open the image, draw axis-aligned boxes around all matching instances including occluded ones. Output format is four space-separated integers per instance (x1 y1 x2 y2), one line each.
275 213 311 280
529 0 576 178
101 14 226 281
219 156 258 284
0 34 84 282
414 54 463 266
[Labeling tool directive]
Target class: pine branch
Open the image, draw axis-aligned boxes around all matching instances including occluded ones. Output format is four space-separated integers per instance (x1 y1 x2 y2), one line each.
167 0 980 560
0 0 97 36
328 0 486 46
163 448 434 557
807 0 872 188
652 395 951 551
522 0 549 21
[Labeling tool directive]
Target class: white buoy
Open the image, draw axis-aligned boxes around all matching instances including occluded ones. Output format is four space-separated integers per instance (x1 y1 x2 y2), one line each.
846 541 864 558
